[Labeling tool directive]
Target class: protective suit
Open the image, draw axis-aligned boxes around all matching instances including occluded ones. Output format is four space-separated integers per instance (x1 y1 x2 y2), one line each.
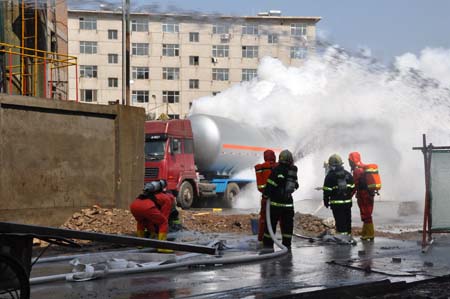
348 152 375 241
323 154 355 238
254 149 277 242
263 150 299 250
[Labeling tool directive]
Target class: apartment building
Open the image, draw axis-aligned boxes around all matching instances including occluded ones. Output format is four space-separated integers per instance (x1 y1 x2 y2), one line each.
68 10 320 119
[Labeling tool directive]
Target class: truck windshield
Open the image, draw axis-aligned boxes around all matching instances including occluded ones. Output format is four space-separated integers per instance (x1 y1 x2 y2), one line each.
145 140 166 161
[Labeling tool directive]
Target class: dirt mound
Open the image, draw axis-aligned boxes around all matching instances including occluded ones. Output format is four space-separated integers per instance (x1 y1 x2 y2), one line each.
60 205 420 241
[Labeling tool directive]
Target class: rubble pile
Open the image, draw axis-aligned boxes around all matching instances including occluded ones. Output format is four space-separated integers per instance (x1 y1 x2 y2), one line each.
62 205 135 235
61 206 333 237
294 213 333 237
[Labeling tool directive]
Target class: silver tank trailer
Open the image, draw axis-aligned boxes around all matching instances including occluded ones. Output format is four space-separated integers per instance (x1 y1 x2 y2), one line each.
189 114 284 176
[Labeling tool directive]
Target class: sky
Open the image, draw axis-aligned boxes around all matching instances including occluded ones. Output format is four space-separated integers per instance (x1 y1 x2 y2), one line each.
123 0 450 63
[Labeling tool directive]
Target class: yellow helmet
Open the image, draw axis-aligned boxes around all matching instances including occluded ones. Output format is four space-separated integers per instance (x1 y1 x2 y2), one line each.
328 154 343 167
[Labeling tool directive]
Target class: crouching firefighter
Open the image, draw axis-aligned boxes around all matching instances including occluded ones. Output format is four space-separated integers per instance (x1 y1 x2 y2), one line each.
254 149 278 242
323 154 356 244
263 149 299 251
129 180 175 253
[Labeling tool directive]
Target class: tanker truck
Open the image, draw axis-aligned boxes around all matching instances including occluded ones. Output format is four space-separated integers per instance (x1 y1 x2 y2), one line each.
144 114 282 209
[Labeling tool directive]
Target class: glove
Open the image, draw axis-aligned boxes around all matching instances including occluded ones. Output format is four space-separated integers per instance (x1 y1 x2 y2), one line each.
323 200 329 209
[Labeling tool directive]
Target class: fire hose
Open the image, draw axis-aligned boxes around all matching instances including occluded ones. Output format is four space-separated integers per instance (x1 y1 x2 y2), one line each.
30 199 288 285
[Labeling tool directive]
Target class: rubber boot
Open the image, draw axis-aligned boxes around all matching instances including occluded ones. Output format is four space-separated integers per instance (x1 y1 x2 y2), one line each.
361 223 375 241
359 223 368 240
136 229 145 238
157 233 174 253
366 223 375 241
136 229 145 249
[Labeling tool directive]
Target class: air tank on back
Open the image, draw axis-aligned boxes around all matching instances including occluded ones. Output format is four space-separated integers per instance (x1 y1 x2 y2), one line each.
189 114 285 176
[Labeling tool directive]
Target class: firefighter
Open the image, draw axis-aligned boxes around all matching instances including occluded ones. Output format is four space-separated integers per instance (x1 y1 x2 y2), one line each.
323 154 355 243
254 149 278 242
348 152 375 241
263 149 299 251
130 180 174 253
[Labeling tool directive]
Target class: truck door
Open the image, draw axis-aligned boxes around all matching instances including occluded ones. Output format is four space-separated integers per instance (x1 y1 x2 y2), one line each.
167 137 184 190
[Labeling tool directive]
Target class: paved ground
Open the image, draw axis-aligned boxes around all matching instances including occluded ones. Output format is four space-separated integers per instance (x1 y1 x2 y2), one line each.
30 231 450 299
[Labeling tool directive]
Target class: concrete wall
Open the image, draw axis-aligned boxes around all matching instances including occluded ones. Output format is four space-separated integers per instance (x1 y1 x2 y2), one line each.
0 94 145 226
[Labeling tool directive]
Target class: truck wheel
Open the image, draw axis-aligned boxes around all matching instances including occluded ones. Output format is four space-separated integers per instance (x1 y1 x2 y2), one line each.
223 183 239 208
177 181 194 209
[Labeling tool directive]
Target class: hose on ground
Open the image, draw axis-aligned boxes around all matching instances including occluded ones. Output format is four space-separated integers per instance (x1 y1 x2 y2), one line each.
30 199 288 285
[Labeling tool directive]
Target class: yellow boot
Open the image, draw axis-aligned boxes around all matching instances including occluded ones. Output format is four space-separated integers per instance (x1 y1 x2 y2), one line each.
136 229 145 249
359 223 368 240
366 223 375 241
157 232 174 253
136 229 145 238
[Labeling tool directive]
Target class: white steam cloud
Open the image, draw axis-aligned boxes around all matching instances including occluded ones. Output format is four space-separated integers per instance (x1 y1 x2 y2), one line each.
191 46 450 207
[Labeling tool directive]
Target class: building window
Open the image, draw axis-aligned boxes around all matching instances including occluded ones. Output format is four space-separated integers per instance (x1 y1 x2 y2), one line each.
132 43 149 55
131 19 149 32
132 67 149 79
168 114 180 119
189 32 199 42
80 41 97 54
242 46 258 58
189 56 199 66
162 67 180 80
79 65 97 78
290 47 307 59
189 79 199 89
212 68 229 81
268 34 278 44
132 90 149 103
291 23 307 36
212 91 220 96
80 89 97 102
108 54 118 64
242 69 257 81
108 29 118 39
212 24 229 34
162 91 180 103
242 24 258 35
162 44 179 56
79 17 96 30
108 77 118 87
162 23 179 33
212 45 229 58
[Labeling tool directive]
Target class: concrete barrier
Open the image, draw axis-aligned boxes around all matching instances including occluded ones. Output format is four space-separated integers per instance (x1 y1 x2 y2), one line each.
0 94 145 226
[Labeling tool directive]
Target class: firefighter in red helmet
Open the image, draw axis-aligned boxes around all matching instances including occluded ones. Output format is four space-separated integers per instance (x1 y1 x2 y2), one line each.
254 149 278 242
348 152 375 241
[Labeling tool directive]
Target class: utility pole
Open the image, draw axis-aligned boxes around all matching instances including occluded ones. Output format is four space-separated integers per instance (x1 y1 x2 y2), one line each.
122 0 130 105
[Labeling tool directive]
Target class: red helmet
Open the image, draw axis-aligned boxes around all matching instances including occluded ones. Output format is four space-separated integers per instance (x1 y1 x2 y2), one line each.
264 149 276 162
348 152 363 167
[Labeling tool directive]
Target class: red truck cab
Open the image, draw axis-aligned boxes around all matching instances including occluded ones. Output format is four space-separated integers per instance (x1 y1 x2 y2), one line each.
144 120 197 208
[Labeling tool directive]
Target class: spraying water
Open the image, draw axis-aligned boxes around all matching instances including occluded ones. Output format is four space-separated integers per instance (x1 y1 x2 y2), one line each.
190 46 450 209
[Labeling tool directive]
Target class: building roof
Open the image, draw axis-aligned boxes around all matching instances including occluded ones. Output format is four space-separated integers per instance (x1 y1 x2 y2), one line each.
68 9 321 23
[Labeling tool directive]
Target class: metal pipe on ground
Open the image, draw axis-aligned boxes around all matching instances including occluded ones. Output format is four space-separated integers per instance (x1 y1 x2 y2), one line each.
0 222 216 255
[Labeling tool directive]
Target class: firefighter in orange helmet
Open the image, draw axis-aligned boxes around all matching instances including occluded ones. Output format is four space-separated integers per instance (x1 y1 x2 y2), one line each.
254 149 278 242
348 152 375 241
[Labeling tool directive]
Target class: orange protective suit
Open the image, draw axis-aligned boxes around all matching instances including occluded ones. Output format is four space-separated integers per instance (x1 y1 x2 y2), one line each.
254 150 277 242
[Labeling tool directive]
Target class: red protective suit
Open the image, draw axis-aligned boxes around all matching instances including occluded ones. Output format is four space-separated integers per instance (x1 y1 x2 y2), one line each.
151 192 175 234
130 196 167 235
254 150 277 242
348 152 374 224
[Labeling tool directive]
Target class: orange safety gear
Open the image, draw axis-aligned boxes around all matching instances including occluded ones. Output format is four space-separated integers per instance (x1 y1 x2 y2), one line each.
348 151 378 240
130 197 167 238
151 192 175 234
254 149 277 242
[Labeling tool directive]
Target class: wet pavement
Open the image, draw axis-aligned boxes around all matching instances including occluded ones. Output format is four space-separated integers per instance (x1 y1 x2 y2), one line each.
30 232 450 299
